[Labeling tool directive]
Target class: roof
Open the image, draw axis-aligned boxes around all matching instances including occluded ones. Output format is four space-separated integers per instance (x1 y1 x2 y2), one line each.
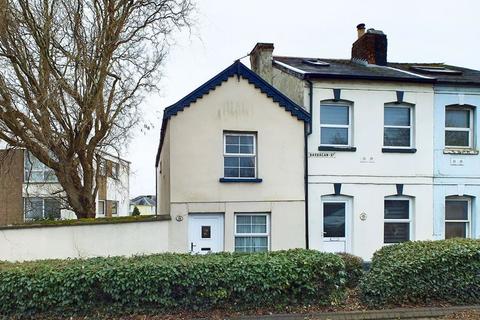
130 195 156 206
155 60 310 166
273 57 480 85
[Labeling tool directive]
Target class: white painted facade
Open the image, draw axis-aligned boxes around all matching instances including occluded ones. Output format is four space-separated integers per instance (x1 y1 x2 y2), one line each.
306 80 435 259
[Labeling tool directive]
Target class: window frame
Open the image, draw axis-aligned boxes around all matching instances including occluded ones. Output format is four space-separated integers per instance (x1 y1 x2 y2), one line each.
383 104 414 149
234 213 270 252
24 152 58 183
445 197 471 239
97 200 105 217
383 196 413 244
445 106 474 149
111 201 119 216
223 132 257 180
23 197 62 221
319 103 352 147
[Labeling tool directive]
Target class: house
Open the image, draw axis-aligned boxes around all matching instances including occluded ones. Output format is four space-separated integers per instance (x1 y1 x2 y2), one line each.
130 195 156 215
0 149 130 225
155 61 310 253
250 24 480 259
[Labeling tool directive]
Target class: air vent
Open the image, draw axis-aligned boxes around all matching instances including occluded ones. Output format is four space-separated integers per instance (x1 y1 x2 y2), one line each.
302 59 330 67
410 65 462 75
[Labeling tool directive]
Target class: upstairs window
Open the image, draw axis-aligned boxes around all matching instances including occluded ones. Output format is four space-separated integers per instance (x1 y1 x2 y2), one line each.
445 197 471 239
223 133 256 179
384 105 413 148
384 198 412 243
445 107 473 148
320 104 351 146
24 152 57 183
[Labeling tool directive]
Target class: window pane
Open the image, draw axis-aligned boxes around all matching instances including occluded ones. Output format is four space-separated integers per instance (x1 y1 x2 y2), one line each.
445 130 469 147
252 215 266 225
385 107 410 126
446 109 470 128
445 200 468 220
445 222 467 239
224 157 239 167
237 225 252 233
321 127 348 145
323 203 345 237
321 106 349 125
240 135 254 145
44 169 58 182
384 128 411 147
384 223 410 243
224 167 239 178
235 236 268 252
239 157 255 168
240 168 255 178
25 153 44 171
26 171 44 182
98 201 105 215
25 198 43 220
225 135 240 144
384 200 409 219
239 145 254 154
237 215 251 224
44 199 61 220
226 144 240 153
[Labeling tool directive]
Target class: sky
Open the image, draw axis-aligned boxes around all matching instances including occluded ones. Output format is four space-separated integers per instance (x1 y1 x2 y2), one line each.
126 0 480 198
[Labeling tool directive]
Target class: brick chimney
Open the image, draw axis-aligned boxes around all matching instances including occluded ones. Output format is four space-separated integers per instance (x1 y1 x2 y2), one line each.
250 43 274 83
351 24 387 66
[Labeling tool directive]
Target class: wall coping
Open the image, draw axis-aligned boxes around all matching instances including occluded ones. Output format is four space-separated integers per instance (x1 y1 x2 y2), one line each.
0 214 171 231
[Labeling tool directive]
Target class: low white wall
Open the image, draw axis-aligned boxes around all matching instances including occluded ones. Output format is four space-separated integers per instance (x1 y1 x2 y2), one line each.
0 220 169 262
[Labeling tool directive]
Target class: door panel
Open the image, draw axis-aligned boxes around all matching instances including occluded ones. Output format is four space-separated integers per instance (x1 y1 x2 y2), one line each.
188 214 224 254
322 199 350 253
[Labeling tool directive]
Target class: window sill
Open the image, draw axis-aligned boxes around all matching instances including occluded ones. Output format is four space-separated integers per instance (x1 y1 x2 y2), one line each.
219 178 263 183
318 146 356 152
443 148 479 155
382 148 417 153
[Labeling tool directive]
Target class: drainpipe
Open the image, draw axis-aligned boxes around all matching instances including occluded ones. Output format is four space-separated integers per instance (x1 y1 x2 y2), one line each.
304 80 313 249
304 122 309 249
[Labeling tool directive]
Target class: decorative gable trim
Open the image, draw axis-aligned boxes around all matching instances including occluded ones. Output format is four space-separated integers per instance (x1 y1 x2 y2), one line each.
156 61 310 166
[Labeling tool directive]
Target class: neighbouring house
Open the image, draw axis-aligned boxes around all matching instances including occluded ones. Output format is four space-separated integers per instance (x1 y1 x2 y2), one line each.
0 149 130 225
130 195 156 215
155 61 310 253
250 24 480 259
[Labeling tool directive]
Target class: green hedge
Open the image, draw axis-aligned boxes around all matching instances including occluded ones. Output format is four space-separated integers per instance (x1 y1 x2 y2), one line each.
0 249 346 315
360 239 480 307
337 253 364 288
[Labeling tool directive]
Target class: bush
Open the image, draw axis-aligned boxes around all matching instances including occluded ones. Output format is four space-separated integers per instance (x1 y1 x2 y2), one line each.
132 206 141 216
0 249 346 316
360 239 480 307
337 252 364 288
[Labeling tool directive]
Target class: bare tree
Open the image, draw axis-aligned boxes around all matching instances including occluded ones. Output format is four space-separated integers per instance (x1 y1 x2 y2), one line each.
0 0 194 218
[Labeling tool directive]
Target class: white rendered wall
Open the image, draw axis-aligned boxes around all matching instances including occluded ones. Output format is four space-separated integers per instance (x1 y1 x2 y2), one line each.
0 220 169 262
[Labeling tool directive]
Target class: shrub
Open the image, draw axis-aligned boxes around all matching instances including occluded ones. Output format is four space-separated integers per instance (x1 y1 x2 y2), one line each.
132 206 141 216
337 252 364 288
360 239 480 307
0 249 346 316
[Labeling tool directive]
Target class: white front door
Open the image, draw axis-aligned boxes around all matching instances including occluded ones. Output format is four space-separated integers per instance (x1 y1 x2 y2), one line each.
322 198 351 253
188 213 224 254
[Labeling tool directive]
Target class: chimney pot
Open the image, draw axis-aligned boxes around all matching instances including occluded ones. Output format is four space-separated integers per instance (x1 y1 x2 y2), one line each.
357 23 366 39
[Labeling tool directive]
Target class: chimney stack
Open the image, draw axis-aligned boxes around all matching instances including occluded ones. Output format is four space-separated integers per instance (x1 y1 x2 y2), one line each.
351 24 388 66
250 43 274 84
356 23 365 39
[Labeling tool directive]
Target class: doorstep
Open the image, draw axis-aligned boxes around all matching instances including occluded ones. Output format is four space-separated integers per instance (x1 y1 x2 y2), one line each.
227 305 480 320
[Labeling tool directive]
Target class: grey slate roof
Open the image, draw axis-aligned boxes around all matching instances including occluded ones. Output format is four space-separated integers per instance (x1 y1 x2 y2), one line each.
130 195 156 207
273 56 480 85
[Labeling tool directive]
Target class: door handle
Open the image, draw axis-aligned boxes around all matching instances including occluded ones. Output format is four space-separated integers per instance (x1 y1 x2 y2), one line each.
190 242 196 252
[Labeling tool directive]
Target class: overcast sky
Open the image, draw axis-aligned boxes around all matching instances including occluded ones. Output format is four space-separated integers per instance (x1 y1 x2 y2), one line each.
126 0 480 198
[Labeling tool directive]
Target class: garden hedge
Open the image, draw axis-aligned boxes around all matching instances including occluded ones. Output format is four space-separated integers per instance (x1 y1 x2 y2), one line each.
0 249 346 315
360 239 480 307
336 252 364 288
